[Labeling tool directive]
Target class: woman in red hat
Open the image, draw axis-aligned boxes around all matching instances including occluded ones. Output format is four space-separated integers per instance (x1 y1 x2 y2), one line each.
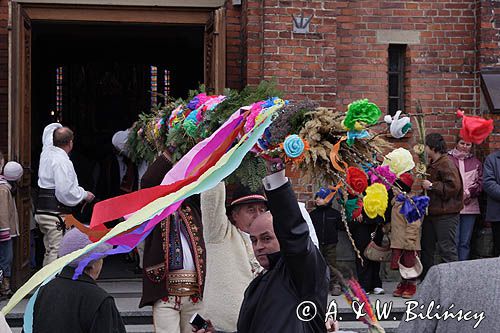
448 136 483 261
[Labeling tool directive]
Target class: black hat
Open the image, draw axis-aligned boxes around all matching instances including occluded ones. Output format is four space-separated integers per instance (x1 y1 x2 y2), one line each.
227 185 267 213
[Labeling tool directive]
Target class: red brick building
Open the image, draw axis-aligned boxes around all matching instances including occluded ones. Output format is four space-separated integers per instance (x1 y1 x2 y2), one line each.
0 0 499 283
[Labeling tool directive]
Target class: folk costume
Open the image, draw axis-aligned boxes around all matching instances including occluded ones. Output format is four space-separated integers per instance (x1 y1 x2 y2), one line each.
35 123 88 266
388 174 422 298
200 182 263 332
139 153 206 333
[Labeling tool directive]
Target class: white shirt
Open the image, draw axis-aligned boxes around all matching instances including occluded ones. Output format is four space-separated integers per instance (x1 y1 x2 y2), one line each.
180 231 195 270
37 123 86 207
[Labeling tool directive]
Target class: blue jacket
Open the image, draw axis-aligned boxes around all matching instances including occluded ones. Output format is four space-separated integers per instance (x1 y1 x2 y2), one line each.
484 151 500 222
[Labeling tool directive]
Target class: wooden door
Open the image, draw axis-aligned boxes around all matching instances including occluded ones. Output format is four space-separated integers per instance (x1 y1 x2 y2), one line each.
10 2 33 289
204 7 226 94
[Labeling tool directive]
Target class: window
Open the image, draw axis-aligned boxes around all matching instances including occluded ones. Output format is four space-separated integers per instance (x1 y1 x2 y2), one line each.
388 44 406 116
150 66 171 106
150 65 158 106
481 71 500 113
52 66 64 122
164 69 171 104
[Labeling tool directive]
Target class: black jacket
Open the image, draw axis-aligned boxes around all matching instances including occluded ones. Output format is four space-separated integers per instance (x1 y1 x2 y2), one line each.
237 182 329 333
310 205 341 246
33 266 125 333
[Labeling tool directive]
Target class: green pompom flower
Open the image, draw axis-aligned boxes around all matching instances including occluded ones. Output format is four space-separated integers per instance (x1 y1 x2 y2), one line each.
343 99 382 130
183 120 198 138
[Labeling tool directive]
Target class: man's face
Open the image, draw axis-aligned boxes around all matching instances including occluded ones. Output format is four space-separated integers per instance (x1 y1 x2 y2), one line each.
249 212 280 270
425 145 435 162
231 202 267 233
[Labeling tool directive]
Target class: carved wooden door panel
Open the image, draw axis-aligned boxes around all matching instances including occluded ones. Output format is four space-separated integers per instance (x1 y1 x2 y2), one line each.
204 7 226 94
10 2 33 289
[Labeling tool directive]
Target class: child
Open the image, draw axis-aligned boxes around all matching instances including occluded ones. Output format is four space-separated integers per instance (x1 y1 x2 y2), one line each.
0 158 23 299
310 187 343 295
388 173 422 298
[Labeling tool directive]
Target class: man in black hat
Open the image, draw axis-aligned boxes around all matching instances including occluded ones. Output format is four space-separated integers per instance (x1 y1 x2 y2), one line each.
200 182 267 332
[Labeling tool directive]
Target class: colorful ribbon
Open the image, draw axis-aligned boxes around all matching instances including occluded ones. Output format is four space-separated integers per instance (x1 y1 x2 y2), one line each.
3 103 281 322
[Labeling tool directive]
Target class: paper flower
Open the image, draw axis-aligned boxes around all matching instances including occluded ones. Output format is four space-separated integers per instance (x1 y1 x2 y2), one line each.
257 128 272 151
346 130 370 146
413 144 425 155
368 165 397 190
262 97 286 109
343 99 382 131
183 120 198 138
168 105 185 129
345 198 363 221
363 183 389 220
245 101 264 133
396 193 430 223
283 134 306 158
197 93 210 109
415 162 427 175
187 96 199 110
384 110 412 139
382 148 415 176
346 167 368 194
457 110 494 144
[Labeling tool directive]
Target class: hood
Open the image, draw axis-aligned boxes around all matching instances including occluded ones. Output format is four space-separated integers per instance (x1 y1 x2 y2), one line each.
42 123 63 149
112 129 131 156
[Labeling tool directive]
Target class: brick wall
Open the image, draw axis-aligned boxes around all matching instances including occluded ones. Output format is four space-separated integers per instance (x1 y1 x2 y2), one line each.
0 2 8 155
225 1 244 90
242 0 500 202
337 1 479 146
245 0 338 107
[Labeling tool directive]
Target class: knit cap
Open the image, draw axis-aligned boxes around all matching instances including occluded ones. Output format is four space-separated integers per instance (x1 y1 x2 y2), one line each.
3 161 23 181
58 228 112 268
315 187 331 199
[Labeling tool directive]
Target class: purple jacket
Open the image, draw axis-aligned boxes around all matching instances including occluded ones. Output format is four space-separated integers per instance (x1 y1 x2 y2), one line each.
448 150 482 214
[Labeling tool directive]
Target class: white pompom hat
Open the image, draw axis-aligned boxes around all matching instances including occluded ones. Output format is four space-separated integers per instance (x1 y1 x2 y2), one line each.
3 161 23 181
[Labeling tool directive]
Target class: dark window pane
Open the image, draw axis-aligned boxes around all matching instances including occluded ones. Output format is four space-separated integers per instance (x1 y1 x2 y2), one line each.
389 98 399 116
389 74 399 96
388 44 406 116
389 51 400 72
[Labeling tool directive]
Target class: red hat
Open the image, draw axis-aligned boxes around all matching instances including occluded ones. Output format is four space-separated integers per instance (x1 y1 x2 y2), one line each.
457 110 494 144
399 173 414 189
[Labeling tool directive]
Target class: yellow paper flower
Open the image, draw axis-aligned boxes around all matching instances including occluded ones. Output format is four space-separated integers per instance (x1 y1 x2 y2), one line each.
382 148 415 176
413 144 425 155
363 183 388 220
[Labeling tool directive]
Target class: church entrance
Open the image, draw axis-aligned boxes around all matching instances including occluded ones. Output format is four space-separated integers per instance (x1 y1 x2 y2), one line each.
9 2 226 285
31 22 205 278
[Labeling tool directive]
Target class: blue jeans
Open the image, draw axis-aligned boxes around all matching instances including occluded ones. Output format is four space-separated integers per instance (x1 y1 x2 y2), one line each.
0 239 13 277
456 214 477 261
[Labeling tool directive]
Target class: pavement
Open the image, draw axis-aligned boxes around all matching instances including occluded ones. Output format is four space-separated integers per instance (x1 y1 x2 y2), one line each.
1 279 409 332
